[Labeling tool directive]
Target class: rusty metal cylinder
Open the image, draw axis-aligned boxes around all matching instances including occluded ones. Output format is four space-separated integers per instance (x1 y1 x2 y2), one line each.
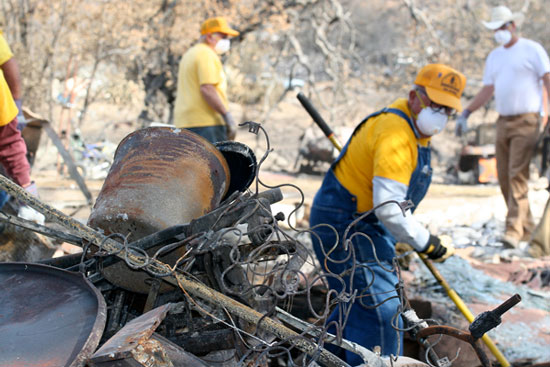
87 127 230 293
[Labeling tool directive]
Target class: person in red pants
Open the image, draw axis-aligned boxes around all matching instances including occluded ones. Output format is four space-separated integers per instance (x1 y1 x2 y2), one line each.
0 67 44 224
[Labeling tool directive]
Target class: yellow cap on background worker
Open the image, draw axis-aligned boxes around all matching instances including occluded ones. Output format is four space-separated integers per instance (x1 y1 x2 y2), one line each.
200 17 240 37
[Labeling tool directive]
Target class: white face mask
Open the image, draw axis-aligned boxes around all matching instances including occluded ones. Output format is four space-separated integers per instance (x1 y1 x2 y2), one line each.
214 38 230 54
494 29 512 45
416 107 448 136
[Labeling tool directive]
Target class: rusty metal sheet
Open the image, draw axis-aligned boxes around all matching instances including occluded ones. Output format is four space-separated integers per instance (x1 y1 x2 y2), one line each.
87 127 230 293
92 303 173 361
90 304 182 366
0 262 106 367
90 303 212 367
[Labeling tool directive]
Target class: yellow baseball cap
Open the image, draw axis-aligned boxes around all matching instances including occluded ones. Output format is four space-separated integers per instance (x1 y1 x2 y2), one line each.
415 64 466 111
200 17 239 37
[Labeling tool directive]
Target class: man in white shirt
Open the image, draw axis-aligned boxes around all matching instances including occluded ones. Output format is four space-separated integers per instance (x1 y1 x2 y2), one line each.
456 5 550 248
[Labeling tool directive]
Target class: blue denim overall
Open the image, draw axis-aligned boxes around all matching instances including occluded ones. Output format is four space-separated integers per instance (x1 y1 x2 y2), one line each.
310 108 432 363
0 190 9 209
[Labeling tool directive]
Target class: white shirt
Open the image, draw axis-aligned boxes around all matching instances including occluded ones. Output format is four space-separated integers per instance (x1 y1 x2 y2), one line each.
482 38 550 116
373 176 430 251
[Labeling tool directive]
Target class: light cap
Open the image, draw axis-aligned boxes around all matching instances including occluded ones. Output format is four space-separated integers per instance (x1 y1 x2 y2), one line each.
415 64 466 112
200 17 239 37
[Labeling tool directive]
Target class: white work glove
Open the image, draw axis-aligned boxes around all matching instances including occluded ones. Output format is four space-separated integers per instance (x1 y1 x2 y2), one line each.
223 112 237 141
17 182 45 225
14 99 27 130
455 109 470 137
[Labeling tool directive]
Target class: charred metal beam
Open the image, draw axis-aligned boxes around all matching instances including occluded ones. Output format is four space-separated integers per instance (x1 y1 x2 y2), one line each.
168 328 235 355
186 188 283 235
0 211 82 245
144 278 162 313
38 252 82 268
105 290 126 337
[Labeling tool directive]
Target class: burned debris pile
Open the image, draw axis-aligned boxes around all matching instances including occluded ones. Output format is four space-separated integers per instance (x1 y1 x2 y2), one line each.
0 124 533 367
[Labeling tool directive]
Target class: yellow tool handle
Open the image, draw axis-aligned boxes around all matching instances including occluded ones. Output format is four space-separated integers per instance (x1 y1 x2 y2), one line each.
420 256 510 367
328 134 343 152
297 92 344 152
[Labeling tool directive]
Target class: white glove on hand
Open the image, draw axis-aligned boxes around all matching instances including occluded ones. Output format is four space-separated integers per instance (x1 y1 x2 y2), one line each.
17 182 45 225
223 112 237 140
14 99 26 129
455 109 470 137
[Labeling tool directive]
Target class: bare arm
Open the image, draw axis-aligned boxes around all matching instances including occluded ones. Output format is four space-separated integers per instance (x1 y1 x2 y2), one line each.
465 84 495 113
1 57 22 100
199 84 227 115
199 83 237 139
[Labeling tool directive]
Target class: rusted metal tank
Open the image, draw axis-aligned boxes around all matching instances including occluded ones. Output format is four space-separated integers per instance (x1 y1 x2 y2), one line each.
88 127 231 293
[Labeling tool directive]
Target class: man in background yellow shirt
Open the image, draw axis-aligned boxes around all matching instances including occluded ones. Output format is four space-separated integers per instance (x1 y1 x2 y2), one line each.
0 30 24 128
173 17 239 143
0 31 44 225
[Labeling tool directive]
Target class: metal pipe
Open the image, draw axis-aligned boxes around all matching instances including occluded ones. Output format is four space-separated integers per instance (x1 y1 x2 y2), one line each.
0 211 82 245
417 325 491 367
420 256 510 366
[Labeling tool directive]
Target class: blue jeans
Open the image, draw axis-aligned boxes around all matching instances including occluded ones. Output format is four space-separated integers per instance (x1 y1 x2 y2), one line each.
310 170 403 364
0 190 9 209
186 126 227 144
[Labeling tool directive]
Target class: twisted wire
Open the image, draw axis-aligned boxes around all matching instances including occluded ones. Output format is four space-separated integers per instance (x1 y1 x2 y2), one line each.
79 122 448 366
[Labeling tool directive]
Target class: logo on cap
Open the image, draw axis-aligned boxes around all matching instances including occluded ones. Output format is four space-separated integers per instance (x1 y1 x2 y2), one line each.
440 73 461 97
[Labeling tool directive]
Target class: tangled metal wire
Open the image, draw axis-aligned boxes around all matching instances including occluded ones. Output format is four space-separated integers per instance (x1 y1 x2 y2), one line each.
77 121 454 366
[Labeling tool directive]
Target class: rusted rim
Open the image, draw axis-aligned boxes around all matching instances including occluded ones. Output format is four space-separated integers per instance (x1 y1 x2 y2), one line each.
0 262 107 367
215 140 257 199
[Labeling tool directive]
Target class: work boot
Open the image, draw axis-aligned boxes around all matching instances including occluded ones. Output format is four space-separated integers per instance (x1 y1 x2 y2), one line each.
17 182 45 225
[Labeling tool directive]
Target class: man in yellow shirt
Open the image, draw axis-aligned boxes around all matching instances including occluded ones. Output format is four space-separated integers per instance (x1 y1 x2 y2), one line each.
0 30 24 128
0 31 44 225
173 17 239 143
310 64 465 363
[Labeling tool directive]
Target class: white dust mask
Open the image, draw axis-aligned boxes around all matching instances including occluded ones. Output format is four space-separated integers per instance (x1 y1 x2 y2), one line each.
494 30 512 45
416 108 448 136
215 38 230 54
